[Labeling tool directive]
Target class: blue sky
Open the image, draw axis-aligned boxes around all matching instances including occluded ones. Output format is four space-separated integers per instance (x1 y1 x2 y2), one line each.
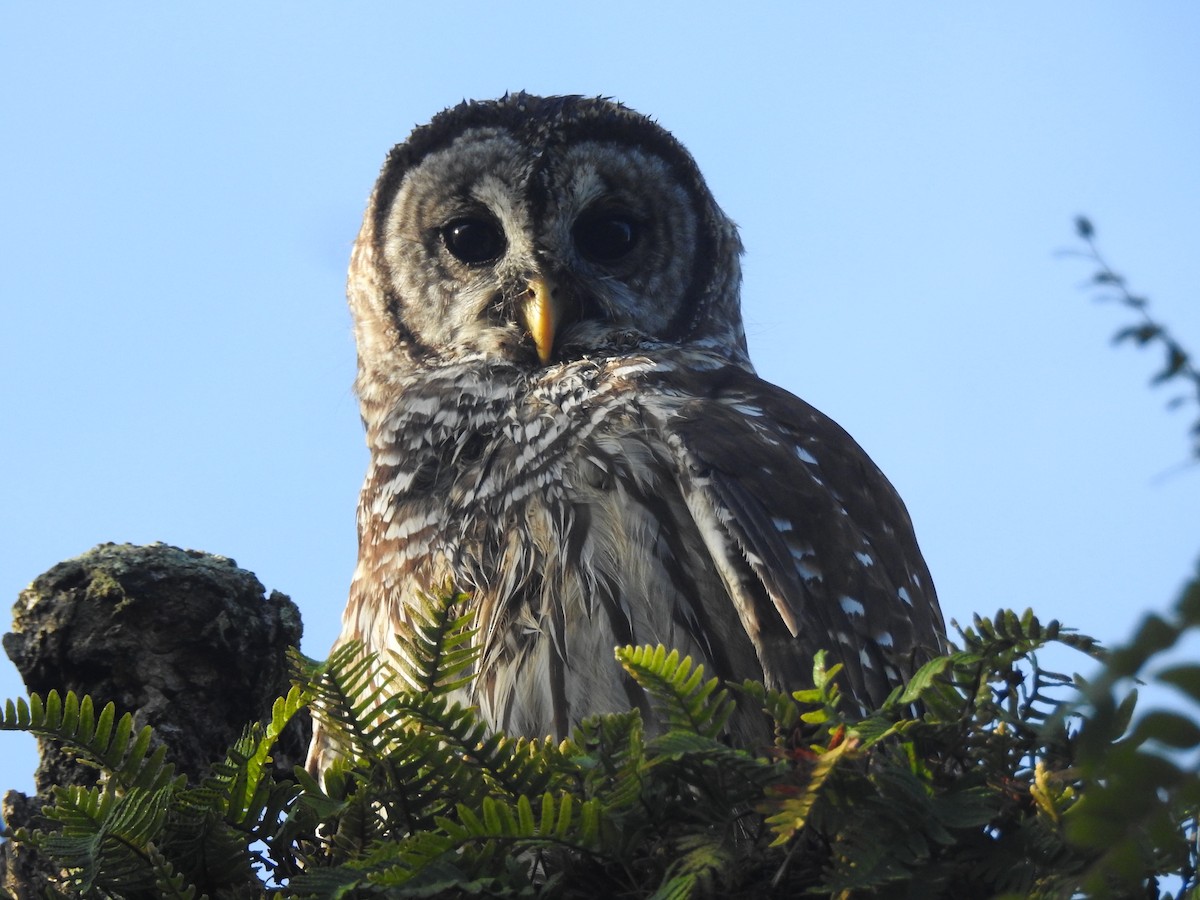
2 4 1198 799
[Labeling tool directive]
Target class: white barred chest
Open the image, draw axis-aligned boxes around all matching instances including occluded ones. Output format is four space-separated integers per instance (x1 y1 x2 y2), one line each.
346 355 739 737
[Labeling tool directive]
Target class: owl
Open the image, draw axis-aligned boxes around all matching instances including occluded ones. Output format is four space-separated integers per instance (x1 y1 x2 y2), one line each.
307 93 944 772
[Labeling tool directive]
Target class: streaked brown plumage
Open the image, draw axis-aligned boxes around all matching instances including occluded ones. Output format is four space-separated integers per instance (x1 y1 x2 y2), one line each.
307 93 944 772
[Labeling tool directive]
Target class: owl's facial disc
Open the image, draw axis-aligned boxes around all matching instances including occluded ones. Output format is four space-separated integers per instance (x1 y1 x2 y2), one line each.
376 124 717 367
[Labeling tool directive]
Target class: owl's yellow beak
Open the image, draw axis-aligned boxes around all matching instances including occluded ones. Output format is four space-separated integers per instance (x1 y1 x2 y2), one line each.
521 276 563 366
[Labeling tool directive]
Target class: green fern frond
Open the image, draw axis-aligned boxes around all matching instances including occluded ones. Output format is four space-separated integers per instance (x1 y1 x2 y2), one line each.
761 734 856 847
195 682 310 831
37 784 178 893
146 845 204 900
172 754 295 886
299 692 511 843
240 683 310 815
735 679 803 745
391 691 570 800
328 788 389 861
893 655 958 708
284 862 365 898
292 593 484 818
292 792 606 894
953 609 1100 669
443 792 604 850
646 873 697 900
647 832 732 900
645 730 777 803
567 709 647 811
1 690 178 794
1 686 308 895
296 641 408 769
391 589 480 695
616 645 735 739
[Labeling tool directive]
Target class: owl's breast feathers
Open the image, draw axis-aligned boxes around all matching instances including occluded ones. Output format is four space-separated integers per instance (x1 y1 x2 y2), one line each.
345 349 944 741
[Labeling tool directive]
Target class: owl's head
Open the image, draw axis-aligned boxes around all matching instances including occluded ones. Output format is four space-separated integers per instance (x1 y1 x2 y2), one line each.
349 93 747 390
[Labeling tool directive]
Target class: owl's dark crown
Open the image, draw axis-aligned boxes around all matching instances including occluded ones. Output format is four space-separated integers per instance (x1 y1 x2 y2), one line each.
374 93 708 221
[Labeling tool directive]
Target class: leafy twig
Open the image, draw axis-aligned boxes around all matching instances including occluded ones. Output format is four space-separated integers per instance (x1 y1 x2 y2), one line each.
1068 216 1200 460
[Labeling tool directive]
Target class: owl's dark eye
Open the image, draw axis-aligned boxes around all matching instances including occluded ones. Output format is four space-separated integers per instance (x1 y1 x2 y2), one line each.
573 214 639 263
441 218 506 264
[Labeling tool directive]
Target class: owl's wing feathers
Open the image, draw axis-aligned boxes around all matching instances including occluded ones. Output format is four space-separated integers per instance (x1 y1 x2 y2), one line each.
649 363 945 707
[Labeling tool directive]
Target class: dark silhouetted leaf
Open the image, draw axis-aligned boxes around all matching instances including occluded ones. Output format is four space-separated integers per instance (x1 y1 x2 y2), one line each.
1130 710 1200 750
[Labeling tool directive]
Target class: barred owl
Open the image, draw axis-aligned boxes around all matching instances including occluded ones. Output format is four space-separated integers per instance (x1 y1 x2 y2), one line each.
308 93 944 772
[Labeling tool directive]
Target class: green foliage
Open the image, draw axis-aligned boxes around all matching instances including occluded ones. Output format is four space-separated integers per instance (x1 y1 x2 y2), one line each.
1068 215 1200 460
5 589 1198 898
616 645 735 739
1055 217 1200 895
1063 566 1200 897
1 684 312 897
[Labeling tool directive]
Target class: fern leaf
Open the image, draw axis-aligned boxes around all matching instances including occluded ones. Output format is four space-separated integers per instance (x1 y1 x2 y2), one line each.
3 696 28 728
1 690 180 795
481 795 505 833
39 784 178 893
91 699 116 758
736 679 804 743
299 641 409 769
453 801 485 837
515 793 536 834
567 710 648 812
648 730 775 787
284 863 365 898
649 832 731 900
392 691 567 799
762 736 856 847
442 793 591 849
579 798 602 848
223 683 310 824
616 645 735 738
550 790 575 841
531 789 553 839
391 590 480 695
893 654 956 706
145 842 204 900
647 873 698 900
